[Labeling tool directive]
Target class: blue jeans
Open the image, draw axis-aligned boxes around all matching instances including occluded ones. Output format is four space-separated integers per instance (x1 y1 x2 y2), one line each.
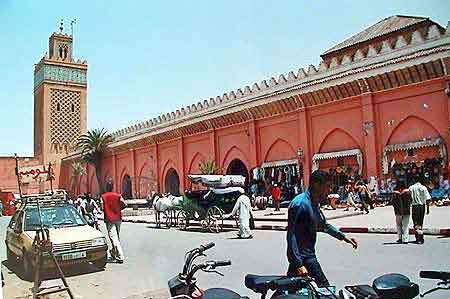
287 256 330 287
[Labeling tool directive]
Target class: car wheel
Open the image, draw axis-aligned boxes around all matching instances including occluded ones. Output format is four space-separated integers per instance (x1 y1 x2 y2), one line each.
93 255 107 269
6 246 16 266
22 253 34 281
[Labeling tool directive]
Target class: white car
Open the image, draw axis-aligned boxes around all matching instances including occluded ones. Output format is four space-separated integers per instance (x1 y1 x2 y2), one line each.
5 196 108 280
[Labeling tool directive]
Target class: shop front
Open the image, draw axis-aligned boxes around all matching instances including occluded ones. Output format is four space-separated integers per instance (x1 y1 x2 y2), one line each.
312 148 363 190
251 159 302 202
382 137 447 189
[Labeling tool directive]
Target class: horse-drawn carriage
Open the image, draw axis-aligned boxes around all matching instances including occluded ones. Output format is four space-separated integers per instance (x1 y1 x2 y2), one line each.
176 175 245 233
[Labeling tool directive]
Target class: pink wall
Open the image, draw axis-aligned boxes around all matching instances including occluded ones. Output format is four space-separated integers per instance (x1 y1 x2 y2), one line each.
58 77 450 195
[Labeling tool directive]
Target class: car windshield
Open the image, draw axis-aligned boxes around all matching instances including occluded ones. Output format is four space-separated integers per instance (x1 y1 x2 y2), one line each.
24 205 87 230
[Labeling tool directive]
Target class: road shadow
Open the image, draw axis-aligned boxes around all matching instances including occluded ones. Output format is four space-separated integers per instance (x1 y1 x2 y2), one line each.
145 224 237 234
227 236 254 240
2 258 106 282
382 241 422 245
145 225 171 230
176 227 236 234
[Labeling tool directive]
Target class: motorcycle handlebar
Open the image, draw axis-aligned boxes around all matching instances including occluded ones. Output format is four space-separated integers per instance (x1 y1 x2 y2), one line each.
199 242 215 253
213 260 232 267
420 271 450 280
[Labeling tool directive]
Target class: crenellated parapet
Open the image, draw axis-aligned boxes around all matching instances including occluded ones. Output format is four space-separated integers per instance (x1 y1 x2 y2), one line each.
110 18 450 143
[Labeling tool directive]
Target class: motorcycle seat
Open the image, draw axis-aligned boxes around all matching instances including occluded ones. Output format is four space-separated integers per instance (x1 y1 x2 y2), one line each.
372 273 419 299
202 288 249 299
245 274 286 293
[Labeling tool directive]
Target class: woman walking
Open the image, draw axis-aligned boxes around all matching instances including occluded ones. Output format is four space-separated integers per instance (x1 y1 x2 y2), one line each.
392 182 412 243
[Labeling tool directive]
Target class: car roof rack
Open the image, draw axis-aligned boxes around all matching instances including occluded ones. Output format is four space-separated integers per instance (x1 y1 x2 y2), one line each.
20 189 70 207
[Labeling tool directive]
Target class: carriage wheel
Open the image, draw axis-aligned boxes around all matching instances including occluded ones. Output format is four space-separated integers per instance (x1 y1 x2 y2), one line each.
206 206 223 233
176 210 189 230
164 211 172 229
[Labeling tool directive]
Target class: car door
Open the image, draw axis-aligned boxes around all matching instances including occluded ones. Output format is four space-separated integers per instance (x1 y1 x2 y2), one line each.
7 211 24 256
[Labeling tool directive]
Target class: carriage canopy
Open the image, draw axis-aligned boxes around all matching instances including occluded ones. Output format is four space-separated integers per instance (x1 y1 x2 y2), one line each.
187 175 246 188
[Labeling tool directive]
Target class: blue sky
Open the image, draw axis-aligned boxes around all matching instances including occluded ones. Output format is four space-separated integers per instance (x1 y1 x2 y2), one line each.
0 0 449 155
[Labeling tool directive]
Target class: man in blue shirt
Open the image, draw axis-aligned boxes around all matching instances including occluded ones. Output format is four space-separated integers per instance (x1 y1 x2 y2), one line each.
287 170 358 286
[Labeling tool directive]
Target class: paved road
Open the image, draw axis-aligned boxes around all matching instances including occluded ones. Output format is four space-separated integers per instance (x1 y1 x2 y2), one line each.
1 216 449 299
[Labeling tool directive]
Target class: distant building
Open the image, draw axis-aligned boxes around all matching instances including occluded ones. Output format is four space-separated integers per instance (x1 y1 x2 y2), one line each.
0 22 87 194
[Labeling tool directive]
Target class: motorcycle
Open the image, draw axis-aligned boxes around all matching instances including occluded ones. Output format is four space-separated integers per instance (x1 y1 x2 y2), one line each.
168 242 249 299
169 243 449 299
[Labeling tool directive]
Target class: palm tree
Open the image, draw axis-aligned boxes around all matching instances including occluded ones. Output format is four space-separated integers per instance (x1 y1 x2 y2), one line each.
71 161 86 195
77 128 113 194
199 159 223 175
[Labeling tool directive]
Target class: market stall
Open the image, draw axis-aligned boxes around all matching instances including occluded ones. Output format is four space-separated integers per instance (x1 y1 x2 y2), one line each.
256 159 303 202
312 149 363 186
383 137 447 188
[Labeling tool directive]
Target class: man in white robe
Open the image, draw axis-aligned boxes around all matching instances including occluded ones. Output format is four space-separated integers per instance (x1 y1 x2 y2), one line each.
226 188 253 239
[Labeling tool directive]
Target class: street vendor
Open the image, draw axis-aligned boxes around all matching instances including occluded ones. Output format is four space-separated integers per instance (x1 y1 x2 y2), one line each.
225 188 253 239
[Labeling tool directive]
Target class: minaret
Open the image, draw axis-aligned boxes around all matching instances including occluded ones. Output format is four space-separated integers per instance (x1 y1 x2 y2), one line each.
33 19 88 166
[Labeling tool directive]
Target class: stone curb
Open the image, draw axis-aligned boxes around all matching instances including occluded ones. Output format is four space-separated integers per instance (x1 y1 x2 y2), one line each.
99 217 450 236
253 211 363 222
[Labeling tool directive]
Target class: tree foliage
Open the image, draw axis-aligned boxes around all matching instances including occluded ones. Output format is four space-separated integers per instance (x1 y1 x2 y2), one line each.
198 160 223 175
76 128 113 193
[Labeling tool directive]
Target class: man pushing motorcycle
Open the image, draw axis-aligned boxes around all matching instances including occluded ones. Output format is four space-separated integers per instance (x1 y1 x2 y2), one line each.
287 170 358 287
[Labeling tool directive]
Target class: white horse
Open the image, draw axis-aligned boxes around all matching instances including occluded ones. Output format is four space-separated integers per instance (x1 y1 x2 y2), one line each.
152 193 183 227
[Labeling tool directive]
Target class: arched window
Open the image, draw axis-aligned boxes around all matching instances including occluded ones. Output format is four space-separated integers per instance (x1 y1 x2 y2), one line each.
71 104 74 112
57 103 60 111
59 46 63 59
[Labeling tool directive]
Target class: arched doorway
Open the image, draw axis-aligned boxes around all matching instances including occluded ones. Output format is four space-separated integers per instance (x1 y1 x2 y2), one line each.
226 159 249 180
122 175 133 199
165 168 180 195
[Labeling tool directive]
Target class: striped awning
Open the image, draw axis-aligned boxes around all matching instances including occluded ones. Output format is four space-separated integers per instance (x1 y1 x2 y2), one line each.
384 137 444 152
382 137 447 174
312 148 363 175
261 159 298 168
312 149 362 161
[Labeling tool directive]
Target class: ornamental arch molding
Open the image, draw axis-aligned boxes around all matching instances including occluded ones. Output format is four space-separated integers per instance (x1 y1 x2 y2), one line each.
318 128 360 153
383 116 446 174
138 163 157 197
314 128 362 175
221 146 249 171
385 116 440 146
164 168 180 195
188 152 207 174
263 138 297 162
119 167 131 188
226 159 249 180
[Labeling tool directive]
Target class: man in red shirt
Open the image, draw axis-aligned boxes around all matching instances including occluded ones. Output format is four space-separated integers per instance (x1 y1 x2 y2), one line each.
102 183 126 263
271 183 281 211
